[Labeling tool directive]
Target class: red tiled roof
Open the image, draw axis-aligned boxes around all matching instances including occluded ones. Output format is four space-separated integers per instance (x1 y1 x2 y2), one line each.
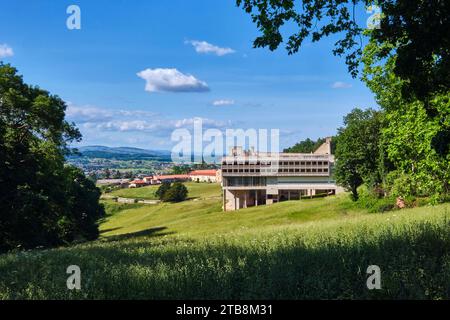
189 170 217 176
131 180 146 184
153 174 190 180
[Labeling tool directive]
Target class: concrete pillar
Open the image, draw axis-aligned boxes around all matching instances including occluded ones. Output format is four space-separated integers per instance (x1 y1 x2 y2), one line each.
223 189 226 212
244 192 248 208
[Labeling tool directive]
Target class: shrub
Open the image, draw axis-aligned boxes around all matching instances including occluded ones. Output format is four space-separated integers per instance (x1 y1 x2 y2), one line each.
356 186 396 213
155 182 171 200
162 182 188 203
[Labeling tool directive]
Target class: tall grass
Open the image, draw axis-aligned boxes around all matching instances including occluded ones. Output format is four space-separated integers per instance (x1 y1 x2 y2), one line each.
0 204 448 299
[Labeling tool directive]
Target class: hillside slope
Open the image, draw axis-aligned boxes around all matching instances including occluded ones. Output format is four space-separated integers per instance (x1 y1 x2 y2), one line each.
0 184 449 299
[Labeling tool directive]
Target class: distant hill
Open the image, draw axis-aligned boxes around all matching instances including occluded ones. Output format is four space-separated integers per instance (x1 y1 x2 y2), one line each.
69 145 172 161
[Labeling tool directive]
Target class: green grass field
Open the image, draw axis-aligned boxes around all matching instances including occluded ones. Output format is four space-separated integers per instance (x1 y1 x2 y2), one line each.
107 182 222 200
0 183 449 299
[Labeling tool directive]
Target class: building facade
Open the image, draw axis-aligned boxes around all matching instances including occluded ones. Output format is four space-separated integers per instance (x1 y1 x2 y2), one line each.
189 169 221 183
220 138 342 211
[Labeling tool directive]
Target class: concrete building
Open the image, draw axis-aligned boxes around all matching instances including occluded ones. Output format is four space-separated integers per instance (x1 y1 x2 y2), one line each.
221 138 342 211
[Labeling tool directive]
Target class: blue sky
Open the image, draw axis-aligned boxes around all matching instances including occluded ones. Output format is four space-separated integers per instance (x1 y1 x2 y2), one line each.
0 0 378 151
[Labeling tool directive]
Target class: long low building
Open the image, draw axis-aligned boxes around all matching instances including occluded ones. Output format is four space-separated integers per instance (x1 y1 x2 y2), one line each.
221 138 343 211
189 169 221 183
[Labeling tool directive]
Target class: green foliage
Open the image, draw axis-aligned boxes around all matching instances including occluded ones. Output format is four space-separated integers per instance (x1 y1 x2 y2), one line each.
162 182 188 203
356 186 395 213
155 182 189 203
284 137 337 154
385 170 417 198
334 108 383 201
0 63 104 252
155 182 171 200
236 0 450 101
171 165 190 174
363 40 450 201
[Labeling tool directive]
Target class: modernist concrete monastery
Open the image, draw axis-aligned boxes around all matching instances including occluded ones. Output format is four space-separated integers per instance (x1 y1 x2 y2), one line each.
221 138 342 211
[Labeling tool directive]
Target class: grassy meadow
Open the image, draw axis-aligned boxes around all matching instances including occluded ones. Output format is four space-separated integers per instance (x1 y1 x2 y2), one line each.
107 181 222 200
0 183 449 299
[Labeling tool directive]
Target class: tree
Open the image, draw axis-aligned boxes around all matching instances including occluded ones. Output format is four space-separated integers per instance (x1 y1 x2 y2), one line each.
236 0 450 102
0 63 104 252
63 166 105 241
163 182 188 203
334 108 383 201
362 40 450 199
155 181 171 200
284 138 322 153
123 171 133 179
171 165 190 174
284 137 337 154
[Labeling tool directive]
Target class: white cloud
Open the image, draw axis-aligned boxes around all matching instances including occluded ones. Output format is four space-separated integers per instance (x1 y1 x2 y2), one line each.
66 104 114 123
186 40 235 56
137 68 209 93
331 81 352 89
0 44 14 58
66 104 157 124
212 99 235 106
89 117 229 135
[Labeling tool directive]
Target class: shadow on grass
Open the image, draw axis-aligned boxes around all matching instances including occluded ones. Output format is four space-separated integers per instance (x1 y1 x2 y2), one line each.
100 227 122 234
103 226 174 242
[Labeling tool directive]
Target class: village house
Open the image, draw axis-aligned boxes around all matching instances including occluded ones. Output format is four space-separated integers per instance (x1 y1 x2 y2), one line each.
128 179 147 188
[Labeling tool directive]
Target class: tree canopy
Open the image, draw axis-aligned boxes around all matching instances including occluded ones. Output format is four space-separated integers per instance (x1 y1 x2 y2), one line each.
156 182 188 203
284 137 336 154
333 108 383 200
0 63 104 252
236 0 450 101
284 138 325 154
